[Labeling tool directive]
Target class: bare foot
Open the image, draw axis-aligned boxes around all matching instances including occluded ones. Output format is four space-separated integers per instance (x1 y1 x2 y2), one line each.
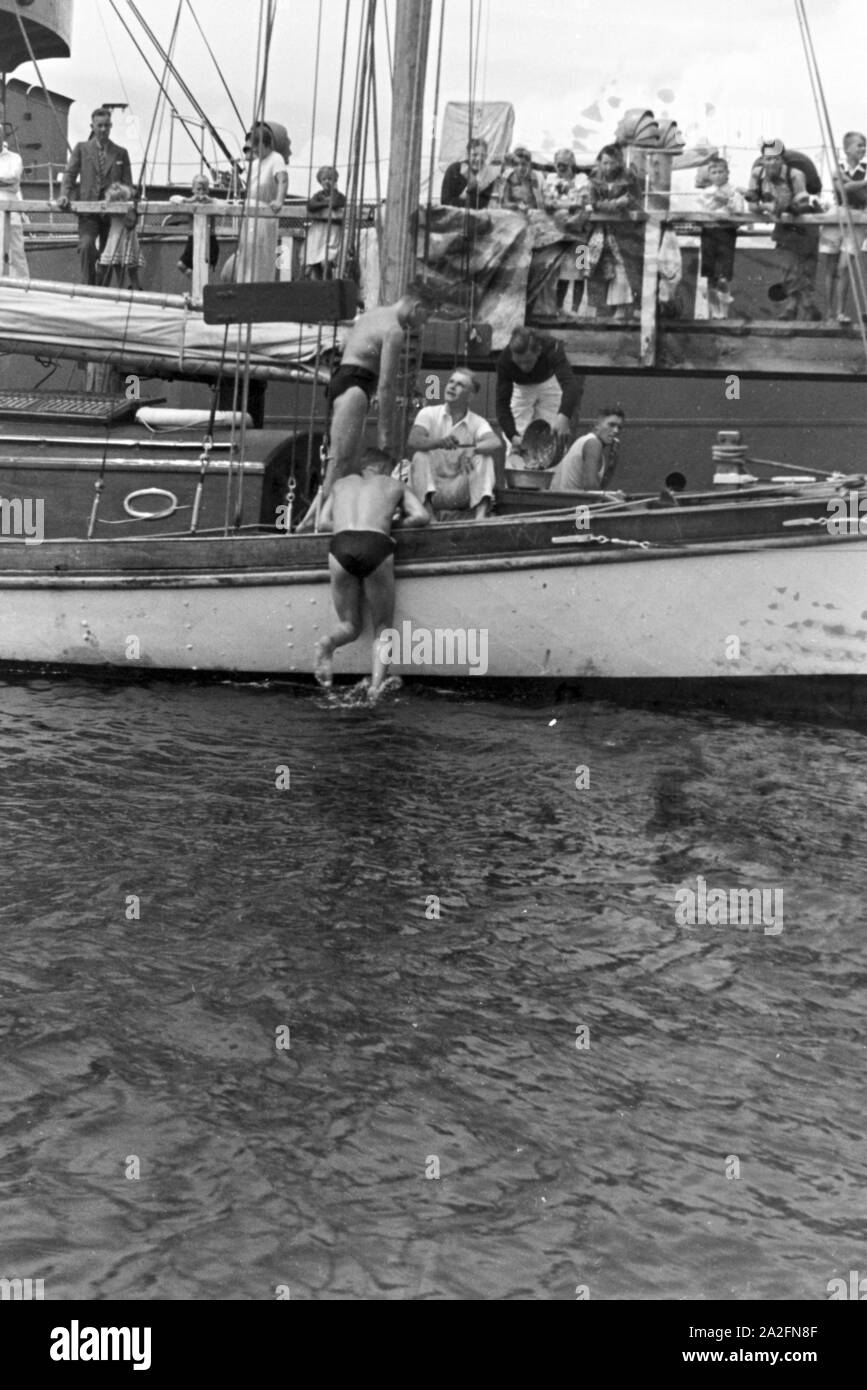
314 639 333 688
368 674 401 704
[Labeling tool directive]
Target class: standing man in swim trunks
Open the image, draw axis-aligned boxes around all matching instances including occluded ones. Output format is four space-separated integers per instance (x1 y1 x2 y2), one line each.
297 279 442 531
314 449 430 698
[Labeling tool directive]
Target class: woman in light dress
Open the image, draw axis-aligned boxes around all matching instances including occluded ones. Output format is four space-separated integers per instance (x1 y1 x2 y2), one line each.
224 122 288 283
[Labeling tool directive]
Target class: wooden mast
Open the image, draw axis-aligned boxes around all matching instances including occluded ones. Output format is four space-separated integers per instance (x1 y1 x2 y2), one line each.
380 0 432 303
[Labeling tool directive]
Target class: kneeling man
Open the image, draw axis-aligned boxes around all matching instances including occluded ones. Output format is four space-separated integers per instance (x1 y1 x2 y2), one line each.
314 449 430 697
407 368 500 520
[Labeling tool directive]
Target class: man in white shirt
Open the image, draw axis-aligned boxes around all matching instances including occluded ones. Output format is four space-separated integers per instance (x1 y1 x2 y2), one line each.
549 406 624 491
406 369 501 520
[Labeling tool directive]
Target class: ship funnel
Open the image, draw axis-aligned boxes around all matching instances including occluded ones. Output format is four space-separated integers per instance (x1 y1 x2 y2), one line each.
0 0 72 73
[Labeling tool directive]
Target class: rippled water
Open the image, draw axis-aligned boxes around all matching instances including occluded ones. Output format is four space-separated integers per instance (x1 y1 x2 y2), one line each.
1 678 865 1300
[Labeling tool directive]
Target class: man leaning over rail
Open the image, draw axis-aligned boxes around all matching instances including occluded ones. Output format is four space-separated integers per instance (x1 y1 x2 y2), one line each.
745 139 821 322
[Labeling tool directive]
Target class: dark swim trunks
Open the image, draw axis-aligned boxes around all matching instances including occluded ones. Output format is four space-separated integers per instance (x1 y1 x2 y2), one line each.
329 529 396 580
327 364 379 409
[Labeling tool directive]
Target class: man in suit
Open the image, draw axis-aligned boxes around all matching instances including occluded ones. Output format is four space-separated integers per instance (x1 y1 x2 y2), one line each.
58 108 133 285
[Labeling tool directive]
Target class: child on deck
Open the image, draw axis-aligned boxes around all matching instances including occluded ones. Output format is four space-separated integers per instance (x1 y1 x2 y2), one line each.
177 173 220 279
304 165 346 279
98 183 143 290
586 144 642 321
820 131 867 324
497 147 543 211
698 156 745 318
542 149 592 315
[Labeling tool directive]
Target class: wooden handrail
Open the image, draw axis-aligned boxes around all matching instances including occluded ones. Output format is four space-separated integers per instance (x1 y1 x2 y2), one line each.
4 197 866 226
10 200 252 216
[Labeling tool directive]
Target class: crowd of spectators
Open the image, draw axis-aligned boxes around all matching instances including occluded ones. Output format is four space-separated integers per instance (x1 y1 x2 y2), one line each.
438 129 867 324
37 106 867 326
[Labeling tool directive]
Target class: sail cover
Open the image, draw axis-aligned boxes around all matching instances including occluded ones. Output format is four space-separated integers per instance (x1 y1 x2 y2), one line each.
0 278 344 381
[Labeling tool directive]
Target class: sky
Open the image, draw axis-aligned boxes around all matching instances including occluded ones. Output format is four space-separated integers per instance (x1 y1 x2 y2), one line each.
11 0 865 193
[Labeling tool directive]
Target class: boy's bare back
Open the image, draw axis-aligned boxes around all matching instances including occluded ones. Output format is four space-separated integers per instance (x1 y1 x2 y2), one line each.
330 473 405 534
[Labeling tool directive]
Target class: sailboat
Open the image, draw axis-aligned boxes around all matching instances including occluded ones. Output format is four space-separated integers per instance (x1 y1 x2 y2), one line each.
0 0 864 715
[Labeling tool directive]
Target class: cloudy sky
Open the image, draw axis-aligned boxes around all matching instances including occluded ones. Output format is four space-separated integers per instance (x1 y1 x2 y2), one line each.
13 0 864 191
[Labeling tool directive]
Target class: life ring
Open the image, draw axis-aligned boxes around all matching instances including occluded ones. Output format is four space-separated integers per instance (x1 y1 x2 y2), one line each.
123 487 179 520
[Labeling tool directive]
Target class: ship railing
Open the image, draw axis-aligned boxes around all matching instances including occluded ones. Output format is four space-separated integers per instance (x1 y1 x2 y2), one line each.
0 198 253 300
506 206 867 367
420 203 867 367
0 197 373 301
636 208 867 367
5 200 867 372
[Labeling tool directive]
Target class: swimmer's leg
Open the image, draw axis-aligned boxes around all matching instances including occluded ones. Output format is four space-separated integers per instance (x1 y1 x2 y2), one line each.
323 385 369 496
315 555 363 686
363 555 396 698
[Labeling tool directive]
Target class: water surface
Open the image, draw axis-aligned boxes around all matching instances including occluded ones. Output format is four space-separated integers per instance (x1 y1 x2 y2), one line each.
1 679 864 1299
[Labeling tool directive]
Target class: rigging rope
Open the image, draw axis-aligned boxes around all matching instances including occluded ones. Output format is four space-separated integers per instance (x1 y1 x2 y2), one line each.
126 0 238 167
422 0 446 273
479 0 491 105
227 0 279 533
95 3 134 125
389 6 431 452
84 2 185 539
342 0 375 275
471 0 483 117
184 0 247 138
461 0 483 333
134 0 185 190
107 0 211 179
13 13 72 157
370 32 383 209
382 0 394 87
295 0 327 506
306 0 324 206
328 1 353 226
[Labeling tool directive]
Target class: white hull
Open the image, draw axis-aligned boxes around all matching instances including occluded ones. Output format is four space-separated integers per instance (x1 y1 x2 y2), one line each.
0 533 864 680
